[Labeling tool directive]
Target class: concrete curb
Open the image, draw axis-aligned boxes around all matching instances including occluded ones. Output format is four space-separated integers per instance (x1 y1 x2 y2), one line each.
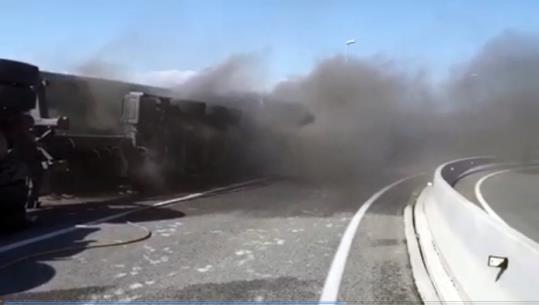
404 185 462 303
403 196 440 303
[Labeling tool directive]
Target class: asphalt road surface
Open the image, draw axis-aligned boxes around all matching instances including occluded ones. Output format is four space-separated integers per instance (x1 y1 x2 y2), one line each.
454 171 490 207
477 167 539 243
0 173 426 302
454 165 539 244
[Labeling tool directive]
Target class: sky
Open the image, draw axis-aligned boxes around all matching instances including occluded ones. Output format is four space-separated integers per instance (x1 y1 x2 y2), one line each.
1 0 538 87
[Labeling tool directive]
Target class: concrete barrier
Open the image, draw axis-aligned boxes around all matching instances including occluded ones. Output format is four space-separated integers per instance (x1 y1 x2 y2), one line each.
416 157 539 301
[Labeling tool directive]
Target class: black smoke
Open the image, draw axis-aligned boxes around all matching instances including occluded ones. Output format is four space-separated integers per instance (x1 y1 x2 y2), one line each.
258 31 539 180
48 30 539 182
444 31 539 159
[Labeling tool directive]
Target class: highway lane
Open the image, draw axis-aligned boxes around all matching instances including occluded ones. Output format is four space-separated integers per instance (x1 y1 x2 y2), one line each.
339 176 423 302
476 167 539 244
0 175 425 301
453 171 487 206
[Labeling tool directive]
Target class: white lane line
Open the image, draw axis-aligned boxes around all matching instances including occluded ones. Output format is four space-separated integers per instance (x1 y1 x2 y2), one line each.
475 165 539 224
475 165 539 249
320 174 420 302
475 168 513 224
0 177 269 255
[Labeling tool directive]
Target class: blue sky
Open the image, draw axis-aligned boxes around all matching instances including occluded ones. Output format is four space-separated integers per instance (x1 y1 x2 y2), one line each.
1 0 538 85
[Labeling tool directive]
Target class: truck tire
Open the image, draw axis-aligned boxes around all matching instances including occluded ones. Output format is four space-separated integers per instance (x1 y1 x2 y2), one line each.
0 84 36 112
0 132 7 160
0 158 29 231
0 59 40 86
0 181 28 230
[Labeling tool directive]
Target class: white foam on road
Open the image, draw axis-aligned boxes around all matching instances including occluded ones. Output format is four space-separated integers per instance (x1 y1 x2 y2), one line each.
142 254 161 265
143 244 156 252
320 174 419 302
129 282 143 290
235 249 252 256
196 265 213 272
274 238 285 245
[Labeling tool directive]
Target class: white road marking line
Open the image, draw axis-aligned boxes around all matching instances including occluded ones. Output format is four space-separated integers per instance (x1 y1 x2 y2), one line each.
475 165 539 224
475 168 513 224
0 177 269 255
474 165 539 249
320 174 419 302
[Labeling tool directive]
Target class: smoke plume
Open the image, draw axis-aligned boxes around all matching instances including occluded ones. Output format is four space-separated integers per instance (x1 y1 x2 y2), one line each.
48 30 539 182
444 31 539 159
269 31 539 180
173 54 266 101
151 31 539 181
268 55 435 179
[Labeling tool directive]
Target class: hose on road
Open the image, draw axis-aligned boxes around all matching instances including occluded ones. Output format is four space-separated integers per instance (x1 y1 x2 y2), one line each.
0 221 152 271
0 177 274 271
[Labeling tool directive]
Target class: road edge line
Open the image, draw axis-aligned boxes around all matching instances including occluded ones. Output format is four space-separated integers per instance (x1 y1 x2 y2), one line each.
475 169 511 224
475 167 539 251
319 174 419 302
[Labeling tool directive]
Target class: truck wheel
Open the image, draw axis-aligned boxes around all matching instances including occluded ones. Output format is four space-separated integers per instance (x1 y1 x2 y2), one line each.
0 158 29 231
0 181 29 231
0 59 40 86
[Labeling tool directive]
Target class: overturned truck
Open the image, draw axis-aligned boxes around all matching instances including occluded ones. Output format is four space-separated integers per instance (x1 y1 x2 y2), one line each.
49 90 245 192
0 59 246 203
0 58 314 228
